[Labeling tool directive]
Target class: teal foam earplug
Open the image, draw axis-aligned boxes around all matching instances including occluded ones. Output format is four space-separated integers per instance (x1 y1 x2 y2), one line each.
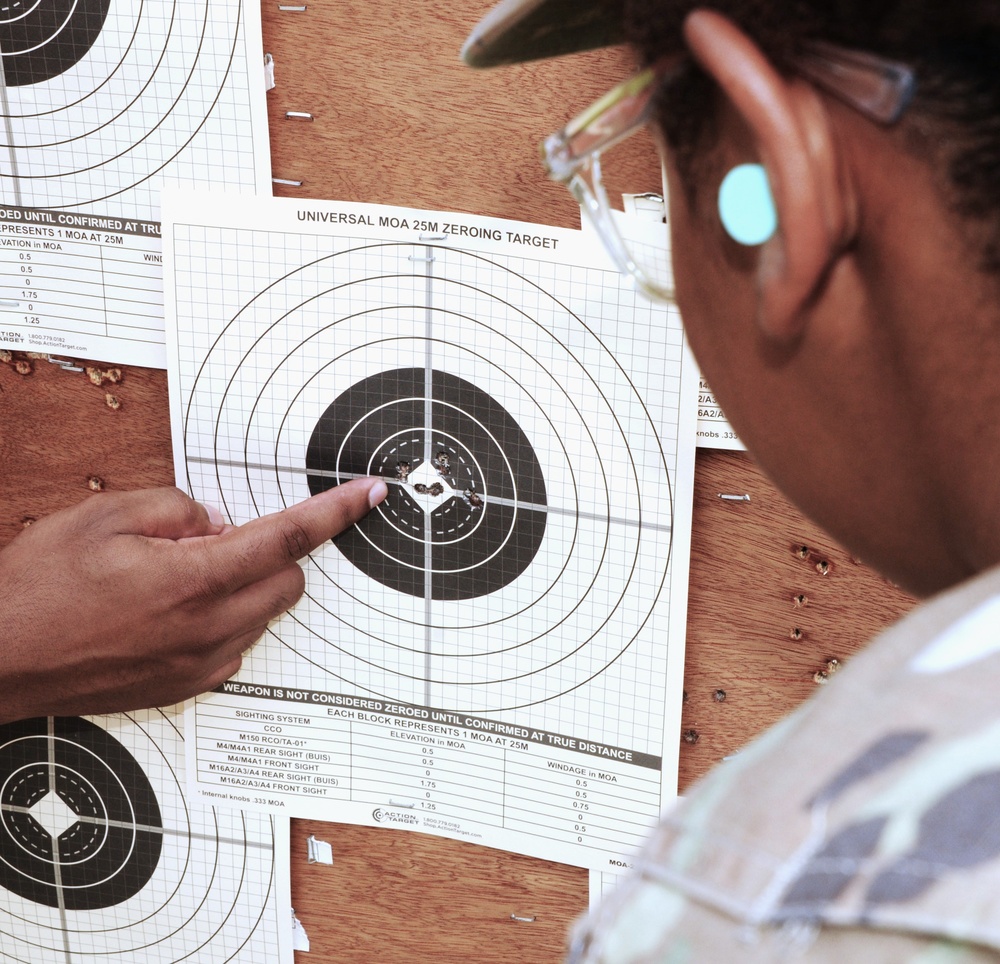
718 163 777 246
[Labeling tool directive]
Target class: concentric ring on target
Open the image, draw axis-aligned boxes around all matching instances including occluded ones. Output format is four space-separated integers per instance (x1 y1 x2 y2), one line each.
369 428 488 544
307 367 547 601
0 717 161 910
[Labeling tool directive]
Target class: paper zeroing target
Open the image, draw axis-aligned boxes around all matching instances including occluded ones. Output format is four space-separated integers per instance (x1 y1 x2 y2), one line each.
0 712 284 962
183 239 674 713
0 0 254 211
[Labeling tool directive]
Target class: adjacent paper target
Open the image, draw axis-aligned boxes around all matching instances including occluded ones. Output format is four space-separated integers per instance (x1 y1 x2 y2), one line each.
0 0 266 213
0 717 161 910
0 0 271 367
0 712 291 963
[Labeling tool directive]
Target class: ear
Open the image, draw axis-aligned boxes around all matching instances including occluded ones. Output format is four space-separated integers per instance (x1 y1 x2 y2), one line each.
683 9 855 343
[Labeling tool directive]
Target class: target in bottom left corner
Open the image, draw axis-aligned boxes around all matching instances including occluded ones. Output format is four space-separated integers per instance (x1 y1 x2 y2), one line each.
0 713 279 960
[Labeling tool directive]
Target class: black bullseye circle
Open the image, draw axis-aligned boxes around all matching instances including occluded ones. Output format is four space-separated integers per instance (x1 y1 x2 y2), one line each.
0 717 162 910
0 0 112 87
306 367 547 601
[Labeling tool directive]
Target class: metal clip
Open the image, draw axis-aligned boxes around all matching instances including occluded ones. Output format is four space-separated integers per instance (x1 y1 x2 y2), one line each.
47 355 85 372
306 835 334 865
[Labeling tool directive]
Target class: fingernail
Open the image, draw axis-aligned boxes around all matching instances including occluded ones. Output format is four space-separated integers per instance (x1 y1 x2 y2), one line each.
368 479 388 508
204 504 226 527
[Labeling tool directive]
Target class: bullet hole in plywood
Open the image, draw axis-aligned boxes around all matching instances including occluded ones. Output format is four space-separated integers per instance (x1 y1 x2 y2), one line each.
87 476 105 492
20 516 35 528
813 658 842 685
793 593 808 608
790 627 803 641
793 544 833 575
14 359 32 376
105 393 121 410
682 729 700 745
86 366 122 386
713 689 727 702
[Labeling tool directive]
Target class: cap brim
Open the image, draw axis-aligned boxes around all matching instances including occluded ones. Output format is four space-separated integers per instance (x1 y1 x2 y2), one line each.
461 0 625 68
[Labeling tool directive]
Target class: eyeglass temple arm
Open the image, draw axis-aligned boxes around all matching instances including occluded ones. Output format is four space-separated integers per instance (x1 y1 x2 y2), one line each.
543 40 915 182
542 65 666 183
792 42 916 126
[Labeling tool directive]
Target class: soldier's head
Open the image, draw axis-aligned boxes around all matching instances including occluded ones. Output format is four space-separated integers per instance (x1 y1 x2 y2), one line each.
465 1 1000 596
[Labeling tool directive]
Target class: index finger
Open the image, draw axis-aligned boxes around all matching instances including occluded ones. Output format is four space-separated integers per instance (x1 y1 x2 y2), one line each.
202 477 388 590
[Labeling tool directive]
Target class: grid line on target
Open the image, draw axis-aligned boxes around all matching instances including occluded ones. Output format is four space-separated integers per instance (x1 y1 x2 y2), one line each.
0 0 263 214
0 711 287 963
174 218 681 750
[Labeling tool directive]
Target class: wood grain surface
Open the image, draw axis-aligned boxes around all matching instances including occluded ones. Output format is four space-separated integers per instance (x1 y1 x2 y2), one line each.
0 2 916 960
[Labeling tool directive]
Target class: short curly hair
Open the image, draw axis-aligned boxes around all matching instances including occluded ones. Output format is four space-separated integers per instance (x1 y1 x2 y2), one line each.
624 1 1000 267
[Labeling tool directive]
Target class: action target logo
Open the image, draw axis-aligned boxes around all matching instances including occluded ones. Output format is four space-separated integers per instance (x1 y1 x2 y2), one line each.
0 716 161 909
372 807 418 826
307 367 547 600
0 0 112 87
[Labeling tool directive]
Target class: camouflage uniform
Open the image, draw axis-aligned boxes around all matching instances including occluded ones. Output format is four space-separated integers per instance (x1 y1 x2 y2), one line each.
569 567 1000 962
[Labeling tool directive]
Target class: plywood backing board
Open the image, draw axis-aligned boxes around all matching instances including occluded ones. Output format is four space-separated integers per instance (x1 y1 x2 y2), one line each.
289 821 586 963
682 451 915 779
261 1 636 226
0 1 916 959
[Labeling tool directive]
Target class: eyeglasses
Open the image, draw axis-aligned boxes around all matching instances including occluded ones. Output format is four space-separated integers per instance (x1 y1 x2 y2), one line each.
542 43 917 303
